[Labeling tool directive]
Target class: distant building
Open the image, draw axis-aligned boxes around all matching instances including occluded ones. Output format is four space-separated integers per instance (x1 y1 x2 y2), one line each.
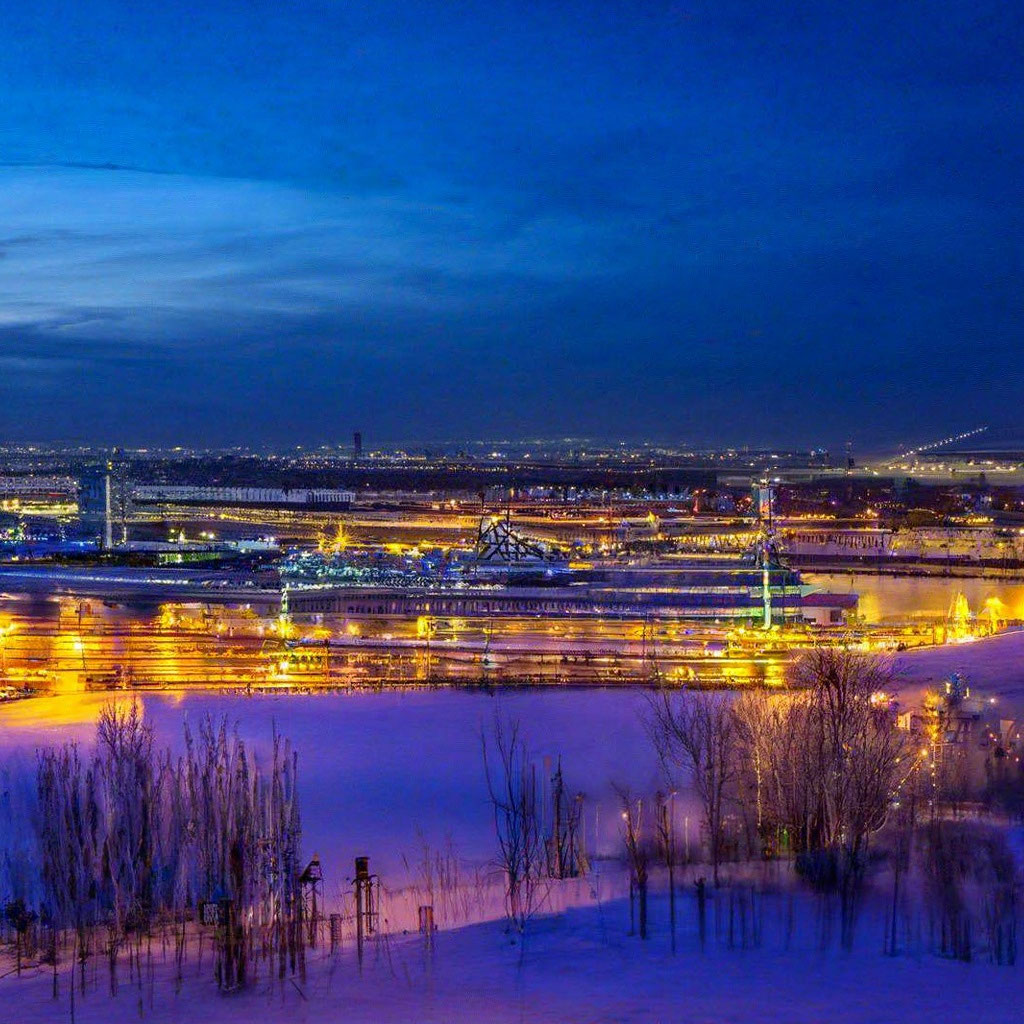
78 465 132 547
0 475 77 499
133 485 355 509
353 431 363 460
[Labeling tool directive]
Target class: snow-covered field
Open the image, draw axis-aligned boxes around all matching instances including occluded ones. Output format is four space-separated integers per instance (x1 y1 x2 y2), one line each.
4 881 1021 1024
2 625 1019 858
894 628 1024 708
0 688 669 882
3 650 1024 1023
0 633 1020 891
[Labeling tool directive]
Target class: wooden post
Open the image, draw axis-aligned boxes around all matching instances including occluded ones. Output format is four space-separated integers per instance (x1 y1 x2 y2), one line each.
696 878 707 951
418 905 435 951
354 856 372 968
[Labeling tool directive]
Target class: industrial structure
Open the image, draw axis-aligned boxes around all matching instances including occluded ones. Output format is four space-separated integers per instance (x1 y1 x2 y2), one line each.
133 485 355 509
287 484 854 627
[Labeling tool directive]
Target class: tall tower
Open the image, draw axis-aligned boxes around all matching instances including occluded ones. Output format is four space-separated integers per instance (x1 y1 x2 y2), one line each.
353 431 363 460
751 479 781 629
103 466 114 551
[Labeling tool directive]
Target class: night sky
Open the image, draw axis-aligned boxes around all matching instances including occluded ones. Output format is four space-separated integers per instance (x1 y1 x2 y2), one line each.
1 1 1021 448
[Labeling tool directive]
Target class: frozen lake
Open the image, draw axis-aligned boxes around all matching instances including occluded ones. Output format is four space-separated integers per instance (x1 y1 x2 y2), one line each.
0 688 669 888
3 627 1022 896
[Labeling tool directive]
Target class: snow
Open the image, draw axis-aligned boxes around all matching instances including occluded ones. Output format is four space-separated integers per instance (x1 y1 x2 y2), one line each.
0 688 673 881
4 661 1024 1021
1 633 1021 889
894 628 1024 710
3 882 1021 1024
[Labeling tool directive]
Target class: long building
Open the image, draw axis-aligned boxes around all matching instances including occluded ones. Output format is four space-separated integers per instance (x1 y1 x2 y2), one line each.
0 475 77 498
133 485 355 509
288 560 856 625
781 525 1024 566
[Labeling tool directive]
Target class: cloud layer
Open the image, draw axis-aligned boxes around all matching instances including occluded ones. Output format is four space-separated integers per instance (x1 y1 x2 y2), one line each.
0 1 1021 446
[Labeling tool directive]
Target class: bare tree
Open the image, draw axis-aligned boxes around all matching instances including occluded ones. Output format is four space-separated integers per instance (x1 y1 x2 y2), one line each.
94 701 154 993
4 898 36 975
649 691 737 885
884 785 917 957
732 689 789 858
922 820 1019 965
31 703 307 995
652 651 910 949
616 788 649 939
481 717 545 932
547 759 587 880
790 648 908 948
654 790 676 953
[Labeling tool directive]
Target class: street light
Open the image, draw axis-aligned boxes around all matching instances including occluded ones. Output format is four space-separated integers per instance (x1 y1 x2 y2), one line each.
0 623 13 675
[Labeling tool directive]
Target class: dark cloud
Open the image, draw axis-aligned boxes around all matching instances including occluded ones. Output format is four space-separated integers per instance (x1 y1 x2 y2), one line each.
0 1 1020 447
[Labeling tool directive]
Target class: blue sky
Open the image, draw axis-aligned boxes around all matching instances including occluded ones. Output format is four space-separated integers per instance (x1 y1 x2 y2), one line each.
0 1 1021 447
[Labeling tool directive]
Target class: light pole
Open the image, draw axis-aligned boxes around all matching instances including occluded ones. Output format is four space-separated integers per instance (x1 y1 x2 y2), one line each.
0 624 11 676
